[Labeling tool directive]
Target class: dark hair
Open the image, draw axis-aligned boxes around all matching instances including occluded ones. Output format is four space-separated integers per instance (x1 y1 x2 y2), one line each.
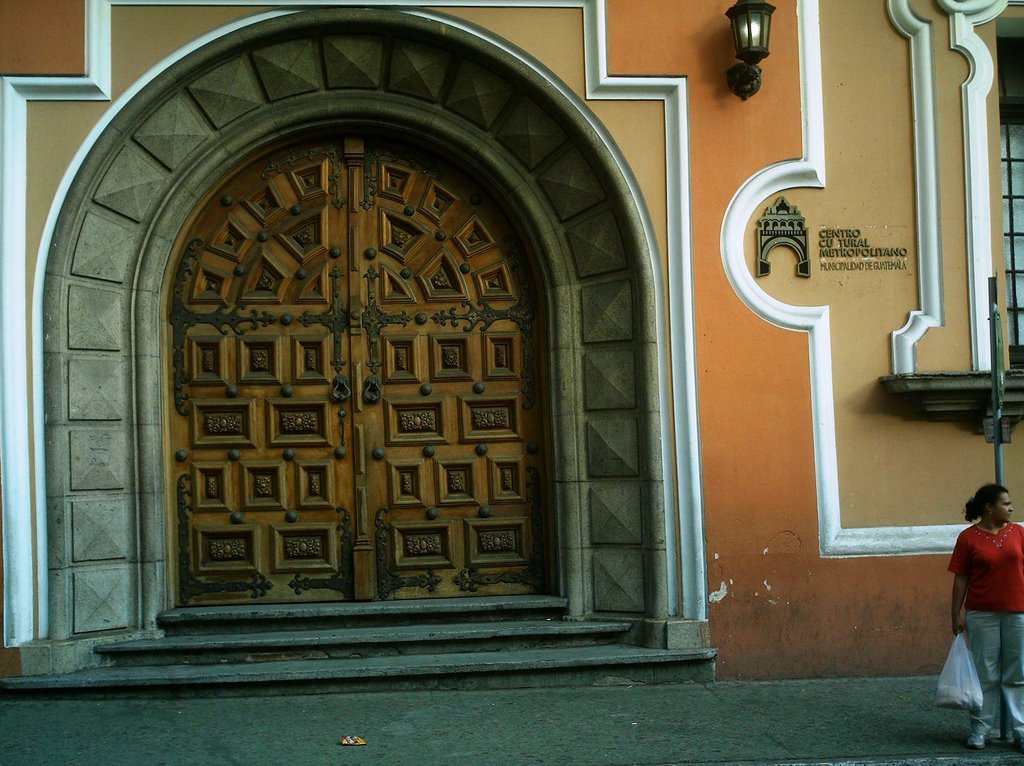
965 484 1010 521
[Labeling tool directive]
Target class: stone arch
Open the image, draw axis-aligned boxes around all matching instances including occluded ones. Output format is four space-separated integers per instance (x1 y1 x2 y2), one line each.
43 8 665 657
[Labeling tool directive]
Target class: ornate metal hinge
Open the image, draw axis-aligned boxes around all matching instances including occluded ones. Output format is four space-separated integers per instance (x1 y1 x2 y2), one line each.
175 473 273 603
431 239 537 408
169 238 278 415
374 507 442 599
453 466 545 592
361 265 411 375
288 507 355 598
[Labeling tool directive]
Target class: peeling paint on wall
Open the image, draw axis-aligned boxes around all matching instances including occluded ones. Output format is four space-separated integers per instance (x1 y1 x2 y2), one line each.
763 531 802 555
709 581 729 603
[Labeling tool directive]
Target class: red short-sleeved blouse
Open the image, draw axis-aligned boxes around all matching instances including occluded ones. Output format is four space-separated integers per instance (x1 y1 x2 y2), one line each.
948 523 1024 612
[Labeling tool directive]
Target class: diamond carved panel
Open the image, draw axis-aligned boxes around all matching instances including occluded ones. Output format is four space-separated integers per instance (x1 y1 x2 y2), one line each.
496 96 566 169
72 211 136 284
73 566 130 633
586 415 639 477
590 484 642 545
567 210 628 278
71 499 130 562
323 35 384 89
133 94 211 170
537 147 605 220
446 60 513 129
93 145 166 222
593 549 645 613
584 348 637 411
67 284 123 351
581 280 634 343
252 39 320 100
187 57 264 128
388 40 451 101
68 357 125 421
69 430 127 490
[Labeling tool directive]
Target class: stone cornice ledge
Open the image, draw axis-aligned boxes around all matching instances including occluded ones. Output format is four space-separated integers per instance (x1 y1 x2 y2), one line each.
880 370 1024 426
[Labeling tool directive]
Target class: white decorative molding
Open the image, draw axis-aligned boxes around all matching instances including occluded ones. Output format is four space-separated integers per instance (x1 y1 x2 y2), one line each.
3 0 704 645
938 0 1007 370
723 0 965 556
939 0 1008 12
888 0 945 374
1 0 113 646
721 0 844 557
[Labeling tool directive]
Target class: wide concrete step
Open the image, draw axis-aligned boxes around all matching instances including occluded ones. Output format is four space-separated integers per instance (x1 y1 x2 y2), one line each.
0 644 717 698
157 595 568 634
95 619 634 666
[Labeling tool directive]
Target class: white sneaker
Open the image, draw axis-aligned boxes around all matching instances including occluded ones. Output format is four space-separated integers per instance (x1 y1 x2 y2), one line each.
966 732 986 750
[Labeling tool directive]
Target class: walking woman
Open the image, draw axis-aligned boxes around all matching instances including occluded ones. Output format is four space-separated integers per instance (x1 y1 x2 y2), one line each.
949 483 1024 750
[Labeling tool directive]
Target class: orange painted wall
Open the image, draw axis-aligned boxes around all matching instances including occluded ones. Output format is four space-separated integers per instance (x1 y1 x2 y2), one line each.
607 0 949 678
0 0 85 74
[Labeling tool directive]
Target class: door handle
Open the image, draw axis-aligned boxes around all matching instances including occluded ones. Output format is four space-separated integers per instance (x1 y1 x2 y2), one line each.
330 371 352 402
362 373 382 403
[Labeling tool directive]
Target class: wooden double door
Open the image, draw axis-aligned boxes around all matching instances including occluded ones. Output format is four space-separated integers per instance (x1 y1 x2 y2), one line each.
168 136 548 605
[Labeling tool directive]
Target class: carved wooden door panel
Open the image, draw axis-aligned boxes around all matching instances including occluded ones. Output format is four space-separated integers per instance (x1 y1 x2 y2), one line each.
168 136 547 605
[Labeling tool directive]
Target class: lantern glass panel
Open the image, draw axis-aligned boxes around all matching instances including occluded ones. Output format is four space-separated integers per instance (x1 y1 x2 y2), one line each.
747 16 762 48
759 14 772 49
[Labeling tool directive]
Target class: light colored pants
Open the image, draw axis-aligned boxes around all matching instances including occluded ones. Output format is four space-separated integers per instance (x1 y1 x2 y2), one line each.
965 610 1024 739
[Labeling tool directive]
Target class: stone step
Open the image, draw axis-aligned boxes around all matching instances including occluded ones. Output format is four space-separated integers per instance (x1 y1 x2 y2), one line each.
95 619 634 666
157 595 568 634
0 644 717 698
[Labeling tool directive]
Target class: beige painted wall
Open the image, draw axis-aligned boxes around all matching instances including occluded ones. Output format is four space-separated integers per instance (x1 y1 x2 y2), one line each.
754 0 1020 528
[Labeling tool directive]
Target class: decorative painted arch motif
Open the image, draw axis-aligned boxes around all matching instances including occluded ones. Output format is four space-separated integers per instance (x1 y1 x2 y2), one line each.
42 8 668 651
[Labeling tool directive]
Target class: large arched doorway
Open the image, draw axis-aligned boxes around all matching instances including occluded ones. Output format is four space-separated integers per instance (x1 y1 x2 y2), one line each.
38 8 674 673
168 133 549 604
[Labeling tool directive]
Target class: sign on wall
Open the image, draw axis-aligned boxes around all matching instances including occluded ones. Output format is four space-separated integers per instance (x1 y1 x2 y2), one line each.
755 197 909 277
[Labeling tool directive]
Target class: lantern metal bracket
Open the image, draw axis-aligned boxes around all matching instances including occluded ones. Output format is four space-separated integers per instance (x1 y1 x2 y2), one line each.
727 62 763 100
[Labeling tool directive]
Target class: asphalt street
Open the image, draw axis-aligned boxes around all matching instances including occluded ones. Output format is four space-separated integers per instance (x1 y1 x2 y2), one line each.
1 676 1022 765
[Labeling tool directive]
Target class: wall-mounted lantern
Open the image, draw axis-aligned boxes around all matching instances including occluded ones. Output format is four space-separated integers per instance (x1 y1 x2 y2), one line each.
725 0 776 100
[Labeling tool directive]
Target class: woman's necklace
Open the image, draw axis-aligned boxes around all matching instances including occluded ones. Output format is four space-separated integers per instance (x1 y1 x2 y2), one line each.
977 520 1008 534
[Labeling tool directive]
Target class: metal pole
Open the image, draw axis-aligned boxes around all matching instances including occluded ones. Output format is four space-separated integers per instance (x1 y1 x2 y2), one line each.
990 277 1009 740
991 276 1005 486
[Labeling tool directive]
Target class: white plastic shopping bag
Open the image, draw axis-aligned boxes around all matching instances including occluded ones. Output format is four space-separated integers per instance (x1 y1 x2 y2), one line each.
935 633 983 713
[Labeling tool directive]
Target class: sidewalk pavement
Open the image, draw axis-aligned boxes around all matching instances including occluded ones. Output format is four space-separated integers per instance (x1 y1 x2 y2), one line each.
2 675 1023 766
